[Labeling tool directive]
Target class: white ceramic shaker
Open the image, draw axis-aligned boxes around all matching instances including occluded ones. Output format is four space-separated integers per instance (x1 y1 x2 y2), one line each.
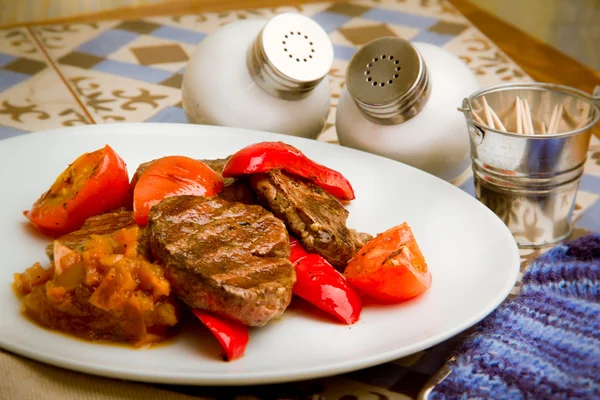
182 13 334 139
336 38 480 182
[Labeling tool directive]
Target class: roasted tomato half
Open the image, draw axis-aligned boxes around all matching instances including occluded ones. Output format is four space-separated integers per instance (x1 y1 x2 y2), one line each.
345 223 431 303
24 145 130 236
132 155 223 226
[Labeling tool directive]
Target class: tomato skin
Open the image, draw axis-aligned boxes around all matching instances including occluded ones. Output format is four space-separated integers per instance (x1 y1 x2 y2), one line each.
133 156 223 226
24 145 130 236
192 309 249 361
222 142 355 201
345 223 431 303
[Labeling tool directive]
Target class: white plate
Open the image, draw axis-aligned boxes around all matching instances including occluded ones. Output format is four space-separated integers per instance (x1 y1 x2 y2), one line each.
0 123 519 386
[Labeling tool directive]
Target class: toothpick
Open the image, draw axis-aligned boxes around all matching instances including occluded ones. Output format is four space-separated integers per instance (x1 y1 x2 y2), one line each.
549 105 563 134
548 105 559 135
482 96 496 129
516 97 523 134
490 106 506 132
556 105 564 133
520 99 531 134
472 111 485 125
562 104 577 128
524 99 534 134
541 122 547 134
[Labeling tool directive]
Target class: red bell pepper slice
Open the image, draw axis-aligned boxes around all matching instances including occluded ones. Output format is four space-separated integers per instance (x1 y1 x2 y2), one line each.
289 237 362 324
192 309 249 361
222 142 355 201
290 235 310 263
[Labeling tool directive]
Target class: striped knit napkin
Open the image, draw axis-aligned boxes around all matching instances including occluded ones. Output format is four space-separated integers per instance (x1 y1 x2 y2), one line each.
430 234 600 399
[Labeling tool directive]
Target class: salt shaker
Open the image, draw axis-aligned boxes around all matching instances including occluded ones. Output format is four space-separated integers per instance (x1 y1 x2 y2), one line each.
336 38 480 181
182 13 334 139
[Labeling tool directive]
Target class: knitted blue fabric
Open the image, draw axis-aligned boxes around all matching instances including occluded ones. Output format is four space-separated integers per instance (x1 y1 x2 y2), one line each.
430 234 600 400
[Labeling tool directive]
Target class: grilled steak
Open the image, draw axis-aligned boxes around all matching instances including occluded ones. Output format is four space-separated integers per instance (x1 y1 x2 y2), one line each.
350 229 373 251
147 195 295 326
131 157 255 205
202 158 256 204
202 158 228 175
249 170 356 269
46 208 136 260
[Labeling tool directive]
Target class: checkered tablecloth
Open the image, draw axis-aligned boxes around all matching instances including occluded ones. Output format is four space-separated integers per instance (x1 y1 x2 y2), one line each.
1 0 599 398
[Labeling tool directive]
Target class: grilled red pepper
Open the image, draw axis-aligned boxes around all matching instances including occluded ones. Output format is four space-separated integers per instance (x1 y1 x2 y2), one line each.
290 237 362 324
222 142 355 201
290 236 310 263
192 309 249 361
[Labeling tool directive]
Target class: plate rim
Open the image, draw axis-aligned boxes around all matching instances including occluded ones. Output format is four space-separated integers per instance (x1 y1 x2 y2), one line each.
0 123 520 385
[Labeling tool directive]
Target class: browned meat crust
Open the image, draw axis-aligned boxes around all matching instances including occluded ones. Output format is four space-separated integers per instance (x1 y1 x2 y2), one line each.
46 208 136 261
147 195 295 327
349 229 373 251
249 170 356 269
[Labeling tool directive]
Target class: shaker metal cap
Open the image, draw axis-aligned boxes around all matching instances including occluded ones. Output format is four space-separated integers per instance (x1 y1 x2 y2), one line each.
346 37 430 125
248 13 334 100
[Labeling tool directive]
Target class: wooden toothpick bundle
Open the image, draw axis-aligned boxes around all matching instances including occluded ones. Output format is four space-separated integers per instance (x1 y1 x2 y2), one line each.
473 96 567 135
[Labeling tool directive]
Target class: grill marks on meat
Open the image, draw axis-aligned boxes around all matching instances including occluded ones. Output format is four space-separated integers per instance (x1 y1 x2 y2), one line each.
147 196 295 327
131 157 255 205
41 152 368 332
250 170 355 269
46 208 136 261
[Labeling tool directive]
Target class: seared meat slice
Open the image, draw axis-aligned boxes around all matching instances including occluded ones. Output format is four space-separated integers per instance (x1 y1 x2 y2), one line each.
202 158 256 204
147 195 295 327
350 229 374 251
201 158 228 175
216 177 255 205
249 170 355 269
131 157 255 205
46 208 136 260
130 159 153 184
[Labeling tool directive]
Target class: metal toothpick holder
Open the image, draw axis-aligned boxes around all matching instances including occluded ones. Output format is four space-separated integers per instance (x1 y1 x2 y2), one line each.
459 83 600 248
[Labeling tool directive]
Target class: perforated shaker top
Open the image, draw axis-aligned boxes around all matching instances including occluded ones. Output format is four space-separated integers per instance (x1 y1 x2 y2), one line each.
346 37 430 124
262 13 334 84
247 13 334 99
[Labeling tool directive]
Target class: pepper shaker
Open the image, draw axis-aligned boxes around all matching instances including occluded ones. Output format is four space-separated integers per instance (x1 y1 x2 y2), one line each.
182 13 334 139
336 38 480 182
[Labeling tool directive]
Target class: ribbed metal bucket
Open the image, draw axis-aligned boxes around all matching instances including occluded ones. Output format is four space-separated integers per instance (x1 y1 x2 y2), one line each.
459 83 600 248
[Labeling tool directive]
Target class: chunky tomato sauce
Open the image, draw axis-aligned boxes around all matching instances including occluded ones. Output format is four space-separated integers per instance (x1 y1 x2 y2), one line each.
13 227 179 346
